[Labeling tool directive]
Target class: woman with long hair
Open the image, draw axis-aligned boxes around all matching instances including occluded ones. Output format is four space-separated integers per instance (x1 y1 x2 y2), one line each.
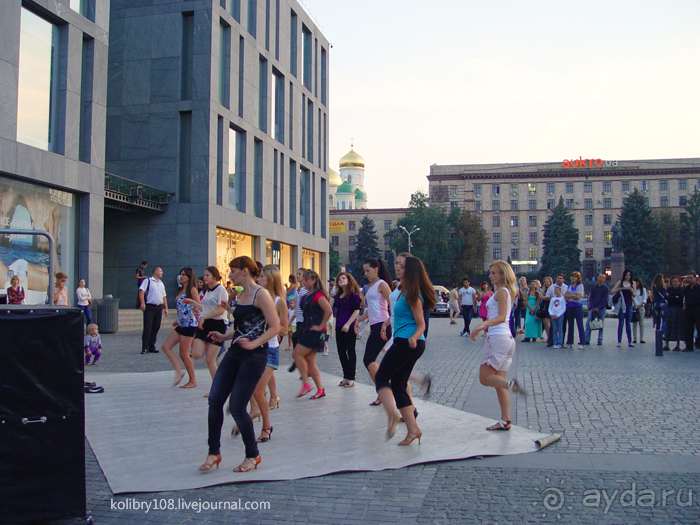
201 256 280 473
292 270 333 399
163 267 200 388
515 276 528 334
377 254 436 445
285 274 297 304
354 258 394 405
540 276 553 343
611 269 636 347
76 278 93 325
472 260 523 431
665 276 686 351
197 277 206 301
189 267 229 382
650 273 668 345
523 280 541 342
632 277 647 344
331 271 362 387
564 271 586 349
477 282 492 336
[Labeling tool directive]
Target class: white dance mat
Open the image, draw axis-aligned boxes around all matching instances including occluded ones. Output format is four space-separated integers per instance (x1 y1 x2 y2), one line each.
85 370 556 494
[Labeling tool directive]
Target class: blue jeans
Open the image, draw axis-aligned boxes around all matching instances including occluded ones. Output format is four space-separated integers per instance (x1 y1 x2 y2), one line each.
565 305 585 346
514 304 523 331
461 305 473 334
208 344 267 458
584 308 605 344
79 304 92 325
551 315 564 347
653 302 667 333
617 303 634 344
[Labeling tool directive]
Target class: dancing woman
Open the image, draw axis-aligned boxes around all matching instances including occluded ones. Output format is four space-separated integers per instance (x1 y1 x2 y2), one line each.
331 272 362 387
200 256 280 473
291 270 333 399
376 254 436 445
472 260 523 431
190 267 229 380
354 258 394 405
163 267 200 388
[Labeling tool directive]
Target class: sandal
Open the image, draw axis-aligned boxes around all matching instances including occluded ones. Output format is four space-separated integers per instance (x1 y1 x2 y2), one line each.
310 389 326 399
386 410 400 440
268 396 280 410
199 454 221 471
369 398 382 406
508 378 527 398
344 380 355 388
338 379 348 387
297 383 312 397
233 456 261 472
256 427 273 443
486 419 512 431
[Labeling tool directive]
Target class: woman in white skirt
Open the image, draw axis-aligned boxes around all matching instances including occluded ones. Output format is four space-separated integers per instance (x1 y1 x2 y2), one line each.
471 260 525 431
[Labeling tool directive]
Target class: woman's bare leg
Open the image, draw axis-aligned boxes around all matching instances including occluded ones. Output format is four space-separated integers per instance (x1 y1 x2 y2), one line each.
204 343 219 379
305 352 323 390
479 365 510 422
178 336 197 387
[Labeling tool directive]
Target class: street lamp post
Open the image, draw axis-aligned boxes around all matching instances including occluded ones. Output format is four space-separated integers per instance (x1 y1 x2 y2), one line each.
399 225 420 252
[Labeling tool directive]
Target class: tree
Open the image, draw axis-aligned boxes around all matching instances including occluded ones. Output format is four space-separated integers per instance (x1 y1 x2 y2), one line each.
540 197 581 279
329 241 341 279
350 215 381 285
681 188 700 272
617 188 660 285
448 208 488 283
655 209 686 277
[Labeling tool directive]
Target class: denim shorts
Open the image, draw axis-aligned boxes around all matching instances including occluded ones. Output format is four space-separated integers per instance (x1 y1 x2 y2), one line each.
266 345 279 370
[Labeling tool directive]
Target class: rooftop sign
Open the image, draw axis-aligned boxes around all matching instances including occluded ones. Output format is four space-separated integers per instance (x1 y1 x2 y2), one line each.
562 158 618 168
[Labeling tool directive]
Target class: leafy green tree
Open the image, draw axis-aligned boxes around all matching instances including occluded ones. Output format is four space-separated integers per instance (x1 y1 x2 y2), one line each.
655 209 686 277
383 249 396 280
618 188 660 285
540 197 581 279
681 188 700 272
329 241 341 279
350 215 381 285
448 208 488 283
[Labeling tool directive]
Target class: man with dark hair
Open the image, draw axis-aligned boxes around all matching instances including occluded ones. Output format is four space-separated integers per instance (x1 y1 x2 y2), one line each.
682 272 700 352
458 278 477 336
139 266 168 354
585 274 609 345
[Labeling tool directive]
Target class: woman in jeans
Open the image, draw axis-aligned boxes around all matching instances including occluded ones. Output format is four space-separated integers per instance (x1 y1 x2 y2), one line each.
611 269 636 347
376 254 436 445
564 272 586 349
331 272 362 387
201 256 280 473
650 273 668 347
632 277 647 344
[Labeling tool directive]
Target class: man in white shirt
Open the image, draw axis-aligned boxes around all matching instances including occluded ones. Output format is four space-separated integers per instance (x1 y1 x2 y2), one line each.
139 267 168 354
544 274 568 346
458 278 477 336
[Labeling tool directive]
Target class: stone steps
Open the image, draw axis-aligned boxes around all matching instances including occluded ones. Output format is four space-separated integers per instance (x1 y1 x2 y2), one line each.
118 309 166 333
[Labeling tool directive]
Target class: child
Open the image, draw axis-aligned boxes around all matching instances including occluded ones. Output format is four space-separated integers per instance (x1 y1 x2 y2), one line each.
548 286 567 349
322 315 335 356
286 298 296 351
84 324 102 365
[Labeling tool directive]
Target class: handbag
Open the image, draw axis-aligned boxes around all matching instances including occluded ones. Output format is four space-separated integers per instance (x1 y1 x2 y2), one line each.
535 298 548 320
590 318 604 330
87 299 92 306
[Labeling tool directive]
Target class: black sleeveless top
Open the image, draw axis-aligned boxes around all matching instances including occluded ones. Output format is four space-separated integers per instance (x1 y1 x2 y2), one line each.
231 287 268 354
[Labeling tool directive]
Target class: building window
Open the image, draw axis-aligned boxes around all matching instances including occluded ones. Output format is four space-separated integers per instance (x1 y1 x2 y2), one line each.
679 179 687 190
603 214 612 225
331 236 339 246
510 200 518 211
474 201 482 211
510 184 518 195
492 184 500 196
529 232 537 244
660 196 668 207
510 216 518 227
641 180 649 192
660 180 668 191
348 220 356 231
604 248 612 258
584 182 592 192
529 199 536 210
272 69 285 143
384 235 389 245
584 198 593 209
603 198 612 209
680 196 688 206
644 197 649 207
449 185 458 197
529 247 537 258
680 212 687 223
474 184 482 197
585 215 593 226
492 200 500 211
585 248 594 258
493 215 500 227
302 24 312 88
258 56 267 131
566 199 574 209
477 216 482 226
547 199 555 210
17 8 60 151
531 265 538 273
493 249 501 260
349 236 356 246
622 181 630 192
528 216 537 227
451 201 459 210
493 232 501 243
528 183 536 193
511 232 519 244
384 220 392 229
604 231 612 242
566 182 574 193
603 181 611 192
247 0 257 36
511 248 519 259
547 182 555 195
289 10 297 77
585 231 593 242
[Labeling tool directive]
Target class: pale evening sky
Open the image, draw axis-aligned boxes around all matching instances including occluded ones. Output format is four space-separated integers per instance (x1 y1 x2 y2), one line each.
302 0 700 209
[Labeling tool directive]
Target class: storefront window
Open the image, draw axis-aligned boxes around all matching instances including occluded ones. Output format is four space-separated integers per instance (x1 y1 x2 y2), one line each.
216 228 253 281
302 248 321 275
265 239 292 279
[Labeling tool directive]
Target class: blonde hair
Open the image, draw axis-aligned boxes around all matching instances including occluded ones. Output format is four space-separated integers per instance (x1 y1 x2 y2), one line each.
261 264 285 299
489 260 518 304
87 323 99 333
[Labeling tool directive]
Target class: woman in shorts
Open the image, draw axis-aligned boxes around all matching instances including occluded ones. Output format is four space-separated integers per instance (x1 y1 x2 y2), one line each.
291 270 332 399
162 267 200 388
471 260 525 431
188 266 229 382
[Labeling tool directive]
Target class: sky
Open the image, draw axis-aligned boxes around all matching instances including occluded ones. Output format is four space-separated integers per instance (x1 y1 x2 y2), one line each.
301 0 700 209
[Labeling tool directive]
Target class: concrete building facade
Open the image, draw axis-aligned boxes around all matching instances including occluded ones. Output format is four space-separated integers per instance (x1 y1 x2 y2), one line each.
105 0 330 300
0 0 109 303
428 158 700 280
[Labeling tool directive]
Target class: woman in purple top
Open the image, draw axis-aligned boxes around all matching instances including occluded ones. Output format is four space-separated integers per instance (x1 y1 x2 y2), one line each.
330 272 363 387
7 275 25 304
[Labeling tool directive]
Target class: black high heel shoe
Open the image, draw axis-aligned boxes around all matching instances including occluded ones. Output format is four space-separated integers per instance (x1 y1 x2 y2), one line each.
399 408 419 423
256 427 273 443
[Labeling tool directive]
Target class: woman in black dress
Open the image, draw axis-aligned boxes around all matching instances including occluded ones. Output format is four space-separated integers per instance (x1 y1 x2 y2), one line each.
664 276 686 351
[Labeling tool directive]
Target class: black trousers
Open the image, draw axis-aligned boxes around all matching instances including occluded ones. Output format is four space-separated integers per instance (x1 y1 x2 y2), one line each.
375 338 426 409
142 304 163 351
336 328 358 381
685 306 700 350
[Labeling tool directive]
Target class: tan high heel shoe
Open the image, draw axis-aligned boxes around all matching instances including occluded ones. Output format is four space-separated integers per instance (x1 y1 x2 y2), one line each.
199 454 222 471
268 396 280 410
386 410 400 441
233 455 261 472
398 429 422 446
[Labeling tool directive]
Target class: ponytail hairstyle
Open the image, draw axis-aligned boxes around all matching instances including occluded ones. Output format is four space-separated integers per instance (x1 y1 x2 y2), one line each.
400 255 436 311
364 258 395 291
302 270 328 299
261 264 285 299
205 266 222 281
336 271 361 298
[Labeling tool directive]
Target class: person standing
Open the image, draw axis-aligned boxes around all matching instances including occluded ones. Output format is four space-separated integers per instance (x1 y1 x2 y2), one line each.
539 276 553 343
139 266 168 354
650 273 668 346
545 274 568 347
585 274 609 346
611 269 636 348
564 271 586 349
135 261 148 308
458 278 477 336
523 280 541 342
548 286 566 348
76 278 93 325
683 272 700 352
665 276 685 351
54 272 71 306
448 283 460 325
331 272 362 387
515 276 528 334
632 277 647 344
7 275 25 305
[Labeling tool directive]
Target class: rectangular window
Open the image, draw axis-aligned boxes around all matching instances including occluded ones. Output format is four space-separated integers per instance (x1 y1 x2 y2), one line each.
584 198 593 209
510 216 518 227
547 182 555 195
272 69 284 143
274 0 280 59
566 182 574 193
289 159 296 228
181 13 194 99
349 220 356 231
492 215 500 227
492 200 500 211
529 232 537 244
300 167 310 232
474 184 482 197
17 8 60 151
474 201 482 211
622 181 629 192
450 185 458 197
529 199 536 210
219 22 231 108
528 183 536 193
306 100 313 163
510 184 518 195
511 232 519 244
603 181 611 192
584 182 592 192
604 248 612 258
179 112 192 203
289 10 297 77
644 197 649 207
547 199 555 210
528 216 537 227
680 196 688 206
585 231 593 242
321 47 328 105
228 126 246 211
231 0 241 21
566 199 574 209
492 184 500 196
349 236 356 246
314 38 318 96
288 82 293 149
510 200 518 211
273 150 278 223
511 249 519 260
493 249 501 260
493 232 501 243
216 117 224 206
529 247 538 259
679 179 687 190
238 37 245 116
603 214 612 225
660 196 668 207
680 212 687 223
301 94 306 158
603 198 611 209
302 24 312 88
641 180 649 191
384 220 392 229
604 231 612 242
585 215 593 226
332 236 339 246
258 56 268 131
280 152 284 224
254 139 263 217
585 248 594 258
660 180 668 191
247 0 257 37
79 37 94 163
265 0 270 50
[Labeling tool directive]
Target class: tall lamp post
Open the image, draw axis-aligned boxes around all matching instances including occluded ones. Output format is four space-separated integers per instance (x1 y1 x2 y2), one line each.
399 225 420 252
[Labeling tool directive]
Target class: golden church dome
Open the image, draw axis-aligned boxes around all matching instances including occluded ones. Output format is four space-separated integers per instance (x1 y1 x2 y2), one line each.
339 148 365 169
328 168 342 186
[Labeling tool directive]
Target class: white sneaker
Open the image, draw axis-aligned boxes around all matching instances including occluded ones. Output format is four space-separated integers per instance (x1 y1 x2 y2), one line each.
553 345 561 349
322 350 329 356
